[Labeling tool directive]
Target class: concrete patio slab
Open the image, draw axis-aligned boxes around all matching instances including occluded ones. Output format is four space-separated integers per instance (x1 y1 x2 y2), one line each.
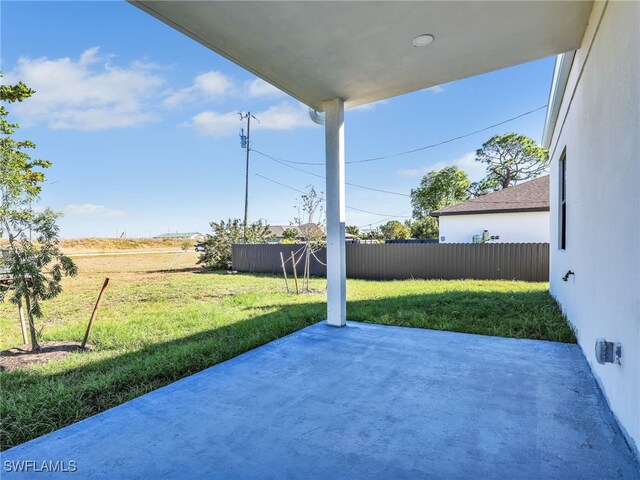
3 322 639 479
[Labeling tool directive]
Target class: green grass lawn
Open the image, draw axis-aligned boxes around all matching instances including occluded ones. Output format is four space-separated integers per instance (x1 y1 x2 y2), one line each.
0 252 574 450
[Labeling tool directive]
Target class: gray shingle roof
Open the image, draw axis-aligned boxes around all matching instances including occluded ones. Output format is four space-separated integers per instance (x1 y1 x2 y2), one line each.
431 176 549 217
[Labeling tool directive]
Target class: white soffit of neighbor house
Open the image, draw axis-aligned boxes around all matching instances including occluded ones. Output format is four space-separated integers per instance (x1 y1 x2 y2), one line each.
130 1 593 110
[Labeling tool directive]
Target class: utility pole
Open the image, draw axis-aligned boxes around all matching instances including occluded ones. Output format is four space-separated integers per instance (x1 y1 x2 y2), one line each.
239 112 258 241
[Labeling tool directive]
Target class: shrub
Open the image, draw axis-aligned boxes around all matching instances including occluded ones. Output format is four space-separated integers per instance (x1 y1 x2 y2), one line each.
198 219 272 270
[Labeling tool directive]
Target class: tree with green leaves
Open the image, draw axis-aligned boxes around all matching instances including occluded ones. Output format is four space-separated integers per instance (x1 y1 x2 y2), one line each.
345 226 360 238
1 76 77 351
280 227 298 244
380 220 411 240
472 133 549 191
408 217 439 239
411 166 471 219
467 177 501 197
361 228 384 242
198 218 272 270
244 220 273 244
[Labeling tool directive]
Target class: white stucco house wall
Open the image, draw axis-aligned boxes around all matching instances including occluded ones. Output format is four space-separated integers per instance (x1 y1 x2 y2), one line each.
431 176 549 244
542 1 639 457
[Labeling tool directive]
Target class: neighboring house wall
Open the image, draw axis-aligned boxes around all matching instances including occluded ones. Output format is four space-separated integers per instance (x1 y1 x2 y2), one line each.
547 1 640 453
438 211 549 243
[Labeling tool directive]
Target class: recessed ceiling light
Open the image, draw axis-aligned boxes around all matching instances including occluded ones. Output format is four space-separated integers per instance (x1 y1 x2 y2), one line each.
413 34 434 47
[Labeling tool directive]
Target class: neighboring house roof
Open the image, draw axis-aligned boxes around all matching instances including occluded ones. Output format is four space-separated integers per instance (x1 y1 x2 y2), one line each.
154 232 202 239
431 176 549 217
268 225 294 237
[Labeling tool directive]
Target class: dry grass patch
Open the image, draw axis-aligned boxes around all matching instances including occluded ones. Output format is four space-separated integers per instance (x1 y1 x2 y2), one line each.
60 237 190 254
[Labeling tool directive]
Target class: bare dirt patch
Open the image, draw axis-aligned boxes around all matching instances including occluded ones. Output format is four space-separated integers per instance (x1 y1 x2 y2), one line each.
0 341 93 372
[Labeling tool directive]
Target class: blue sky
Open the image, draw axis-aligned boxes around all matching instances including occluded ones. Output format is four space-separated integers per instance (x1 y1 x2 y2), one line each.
2 1 555 238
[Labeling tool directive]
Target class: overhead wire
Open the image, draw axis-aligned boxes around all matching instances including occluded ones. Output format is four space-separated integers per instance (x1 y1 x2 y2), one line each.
346 105 547 164
252 104 547 166
255 152 410 197
252 105 548 228
255 173 412 219
357 209 414 229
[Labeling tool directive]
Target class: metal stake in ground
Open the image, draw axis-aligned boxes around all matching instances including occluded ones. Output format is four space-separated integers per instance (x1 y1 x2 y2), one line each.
81 278 110 349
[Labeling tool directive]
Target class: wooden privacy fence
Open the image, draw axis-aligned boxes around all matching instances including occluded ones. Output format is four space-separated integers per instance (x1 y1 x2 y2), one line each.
232 243 549 282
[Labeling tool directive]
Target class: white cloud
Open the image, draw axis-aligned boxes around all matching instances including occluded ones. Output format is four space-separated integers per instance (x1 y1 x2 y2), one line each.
5 47 166 130
164 71 234 108
184 102 316 138
167 75 285 108
254 103 315 130
65 203 124 218
246 78 285 99
186 110 241 138
397 152 486 182
427 85 445 94
194 71 233 96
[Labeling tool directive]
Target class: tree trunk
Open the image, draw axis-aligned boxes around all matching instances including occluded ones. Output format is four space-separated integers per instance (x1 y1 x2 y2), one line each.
502 167 512 189
17 298 28 344
23 292 40 351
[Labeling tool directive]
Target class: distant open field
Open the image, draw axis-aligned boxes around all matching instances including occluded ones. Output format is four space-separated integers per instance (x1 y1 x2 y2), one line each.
0 251 573 449
59 237 195 254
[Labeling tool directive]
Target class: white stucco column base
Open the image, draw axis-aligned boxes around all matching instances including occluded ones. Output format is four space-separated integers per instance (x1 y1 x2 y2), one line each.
324 98 347 327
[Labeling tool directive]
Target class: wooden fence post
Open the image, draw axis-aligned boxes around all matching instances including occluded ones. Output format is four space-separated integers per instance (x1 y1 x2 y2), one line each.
279 251 290 293
290 251 299 295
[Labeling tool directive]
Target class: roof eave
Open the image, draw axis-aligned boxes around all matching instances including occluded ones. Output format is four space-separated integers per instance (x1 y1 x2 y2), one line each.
431 207 550 217
541 51 575 149
129 0 312 109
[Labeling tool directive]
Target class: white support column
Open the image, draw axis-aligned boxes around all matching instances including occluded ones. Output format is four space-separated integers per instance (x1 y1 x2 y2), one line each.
324 98 347 327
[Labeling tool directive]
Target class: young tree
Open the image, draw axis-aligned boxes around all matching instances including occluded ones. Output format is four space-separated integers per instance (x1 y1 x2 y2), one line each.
473 133 549 190
292 186 325 293
198 218 272 270
1 76 77 350
380 220 411 240
411 166 470 218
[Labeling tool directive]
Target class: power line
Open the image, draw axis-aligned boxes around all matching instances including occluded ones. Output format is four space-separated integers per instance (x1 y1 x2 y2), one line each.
255 173 412 219
358 209 413 229
255 152 410 197
347 105 547 164
253 105 547 166
255 173 306 194
346 205 412 218
253 149 322 166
